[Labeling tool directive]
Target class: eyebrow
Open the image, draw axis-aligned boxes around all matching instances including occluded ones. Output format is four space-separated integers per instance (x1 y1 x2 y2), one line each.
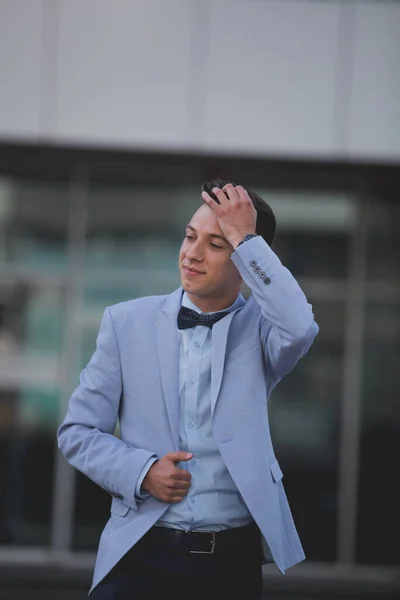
185 224 227 243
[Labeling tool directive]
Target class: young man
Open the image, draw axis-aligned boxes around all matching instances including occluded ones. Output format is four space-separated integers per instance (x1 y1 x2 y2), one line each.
57 179 319 599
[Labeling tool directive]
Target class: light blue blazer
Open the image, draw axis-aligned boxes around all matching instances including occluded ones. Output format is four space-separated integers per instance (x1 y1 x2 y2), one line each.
57 236 319 594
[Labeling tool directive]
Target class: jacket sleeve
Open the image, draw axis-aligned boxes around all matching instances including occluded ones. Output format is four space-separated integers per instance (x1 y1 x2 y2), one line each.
57 306 156 511
231 236 319 387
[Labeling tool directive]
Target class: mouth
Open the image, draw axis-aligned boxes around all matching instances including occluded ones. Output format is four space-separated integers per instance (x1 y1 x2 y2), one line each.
182 266 204 276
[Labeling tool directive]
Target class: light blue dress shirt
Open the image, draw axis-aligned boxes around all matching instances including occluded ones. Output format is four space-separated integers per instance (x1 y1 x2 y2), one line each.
136 290 255 531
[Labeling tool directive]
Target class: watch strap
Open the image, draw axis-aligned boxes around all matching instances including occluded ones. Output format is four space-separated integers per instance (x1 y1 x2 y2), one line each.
236 234 258 248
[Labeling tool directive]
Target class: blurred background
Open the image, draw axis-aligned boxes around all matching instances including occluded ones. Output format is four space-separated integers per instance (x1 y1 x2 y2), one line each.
0 0 399 598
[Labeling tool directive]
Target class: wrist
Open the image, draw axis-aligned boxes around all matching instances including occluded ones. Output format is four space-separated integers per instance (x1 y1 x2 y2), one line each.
234 233 258 249
230 236 244 249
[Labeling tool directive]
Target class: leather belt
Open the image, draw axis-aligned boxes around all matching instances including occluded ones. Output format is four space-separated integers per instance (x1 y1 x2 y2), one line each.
144 522 260 556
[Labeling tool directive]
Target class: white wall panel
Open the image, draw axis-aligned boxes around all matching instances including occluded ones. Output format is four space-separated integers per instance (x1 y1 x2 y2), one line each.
347 2 400 160
201 0 341 156
2 0 399 161
53 0 198 148
0 0 43 139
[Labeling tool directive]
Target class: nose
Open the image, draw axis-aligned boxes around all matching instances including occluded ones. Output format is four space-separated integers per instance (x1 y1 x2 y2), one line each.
186 239 203 261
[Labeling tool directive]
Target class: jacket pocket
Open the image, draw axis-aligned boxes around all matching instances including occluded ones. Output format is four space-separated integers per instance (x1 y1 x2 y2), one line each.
111 497 130 516
270 459 283 482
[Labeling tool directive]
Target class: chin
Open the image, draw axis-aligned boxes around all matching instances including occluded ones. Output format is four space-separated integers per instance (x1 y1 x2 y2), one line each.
182 282 204 296
182 281 197 292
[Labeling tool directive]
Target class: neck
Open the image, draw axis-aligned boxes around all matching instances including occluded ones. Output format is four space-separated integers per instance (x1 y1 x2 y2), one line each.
185 291 239 313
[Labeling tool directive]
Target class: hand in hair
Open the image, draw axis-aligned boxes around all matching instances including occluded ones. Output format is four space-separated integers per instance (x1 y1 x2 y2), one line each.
201 178 276 247
201 183 257 249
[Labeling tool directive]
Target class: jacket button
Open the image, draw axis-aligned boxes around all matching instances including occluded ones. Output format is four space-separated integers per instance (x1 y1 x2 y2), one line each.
264 276 271 285
250 260 257 268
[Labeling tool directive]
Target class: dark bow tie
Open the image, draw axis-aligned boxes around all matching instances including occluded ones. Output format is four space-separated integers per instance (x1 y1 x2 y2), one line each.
177 305 229 330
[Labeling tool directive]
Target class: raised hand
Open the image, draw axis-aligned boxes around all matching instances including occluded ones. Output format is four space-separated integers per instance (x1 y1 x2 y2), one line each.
201 183 257 249
141 451 193 503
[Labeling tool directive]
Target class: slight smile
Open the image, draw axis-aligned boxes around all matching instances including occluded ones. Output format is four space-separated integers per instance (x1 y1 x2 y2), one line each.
183 266 204 276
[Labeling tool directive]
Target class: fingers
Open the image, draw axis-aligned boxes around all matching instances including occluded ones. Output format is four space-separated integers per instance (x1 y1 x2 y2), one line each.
164 474 191 503
224 184 251 205
170 495 188 503
214 186 234 205
221 183 239 202
201 189 219 207
170 481 191 494
160 489 190 503
202 184 250 208
166 451 193 463
144 452 194 503
235 185 252 204
173 480 191 494
174 468 191 481
169 490 190 502
165 450 192 482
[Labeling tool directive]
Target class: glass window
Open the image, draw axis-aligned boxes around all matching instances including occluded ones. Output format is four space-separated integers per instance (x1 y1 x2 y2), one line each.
1 148 399 580
0 176 68 546
269 299 346 562
273 232 350 279
0 176 69 272
263 191 354 561
357 199 400 566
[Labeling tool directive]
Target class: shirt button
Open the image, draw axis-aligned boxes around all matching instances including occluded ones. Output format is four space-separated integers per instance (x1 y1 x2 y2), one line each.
189 379 196 385
188 421 196 428
195 342 200 348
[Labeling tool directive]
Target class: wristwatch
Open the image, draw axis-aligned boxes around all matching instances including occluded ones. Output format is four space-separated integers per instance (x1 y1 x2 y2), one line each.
236 234 258 248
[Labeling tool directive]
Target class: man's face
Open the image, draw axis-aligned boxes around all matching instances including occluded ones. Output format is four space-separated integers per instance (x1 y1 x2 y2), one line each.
178 203 242 311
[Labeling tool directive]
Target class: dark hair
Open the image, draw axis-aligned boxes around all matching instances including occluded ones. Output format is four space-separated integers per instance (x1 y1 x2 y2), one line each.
201 178 276 246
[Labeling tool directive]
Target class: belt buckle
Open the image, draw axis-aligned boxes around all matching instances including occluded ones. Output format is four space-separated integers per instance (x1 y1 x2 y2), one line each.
188 530 216 554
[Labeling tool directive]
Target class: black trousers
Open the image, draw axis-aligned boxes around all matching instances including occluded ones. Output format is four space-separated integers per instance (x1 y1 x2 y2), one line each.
90 525 264 600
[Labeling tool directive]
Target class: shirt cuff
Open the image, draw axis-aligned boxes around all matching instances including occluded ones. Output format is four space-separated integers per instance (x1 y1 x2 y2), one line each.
135 456 158 501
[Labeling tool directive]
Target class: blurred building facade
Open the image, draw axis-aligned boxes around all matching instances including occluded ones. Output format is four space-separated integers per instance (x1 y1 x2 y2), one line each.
0 0 399 594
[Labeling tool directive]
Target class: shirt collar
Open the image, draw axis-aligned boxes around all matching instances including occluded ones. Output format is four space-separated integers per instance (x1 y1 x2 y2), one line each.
181 290 245 315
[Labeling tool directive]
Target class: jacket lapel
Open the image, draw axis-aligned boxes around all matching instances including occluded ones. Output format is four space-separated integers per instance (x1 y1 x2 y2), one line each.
156 288 182 451
211 307 241 418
